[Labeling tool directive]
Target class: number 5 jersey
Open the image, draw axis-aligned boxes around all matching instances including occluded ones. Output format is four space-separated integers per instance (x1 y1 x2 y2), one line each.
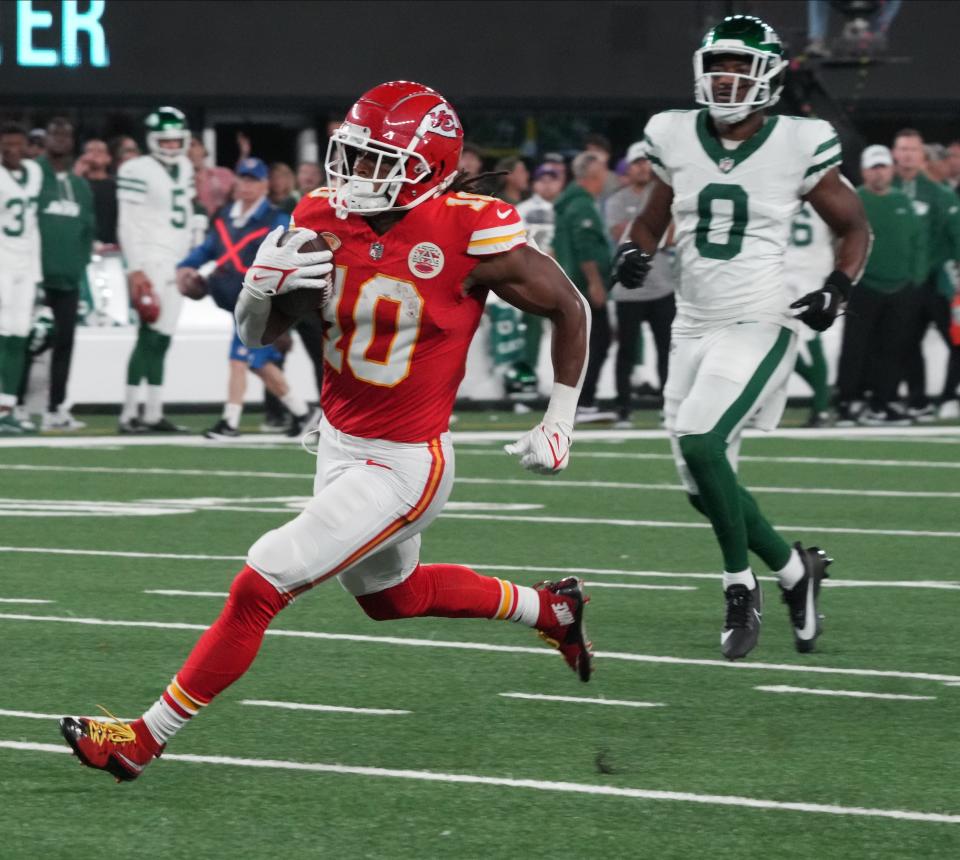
291 189 526 443
642 109 841 337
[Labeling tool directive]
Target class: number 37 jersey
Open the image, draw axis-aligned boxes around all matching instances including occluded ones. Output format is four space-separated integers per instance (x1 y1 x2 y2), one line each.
291 189 526 443
642 109 841 335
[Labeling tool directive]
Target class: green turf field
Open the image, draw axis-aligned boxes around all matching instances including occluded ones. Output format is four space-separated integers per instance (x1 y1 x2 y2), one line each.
0 423 958 859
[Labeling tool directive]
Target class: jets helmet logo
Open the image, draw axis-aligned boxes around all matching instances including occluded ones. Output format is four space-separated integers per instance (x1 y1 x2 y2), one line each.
418 105 461 140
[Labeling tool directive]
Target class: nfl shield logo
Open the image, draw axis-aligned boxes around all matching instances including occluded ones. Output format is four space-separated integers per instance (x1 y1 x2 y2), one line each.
718 157 735 174
369 242 384 261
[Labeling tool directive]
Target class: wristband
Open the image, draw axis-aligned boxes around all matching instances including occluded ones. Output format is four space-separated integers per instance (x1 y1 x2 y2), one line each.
543 382 579 428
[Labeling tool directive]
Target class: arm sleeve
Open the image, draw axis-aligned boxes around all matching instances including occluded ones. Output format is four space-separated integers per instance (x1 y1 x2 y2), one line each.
466 198 527 256
116 162 149 272
800 121 843 196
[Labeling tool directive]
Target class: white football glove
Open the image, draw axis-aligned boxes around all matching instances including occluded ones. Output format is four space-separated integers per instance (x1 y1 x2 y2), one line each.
242 226 333 299
504 419 573 474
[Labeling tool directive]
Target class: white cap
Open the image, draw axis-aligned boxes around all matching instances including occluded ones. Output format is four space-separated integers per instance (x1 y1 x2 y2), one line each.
861 144 893 168
626 141 648 163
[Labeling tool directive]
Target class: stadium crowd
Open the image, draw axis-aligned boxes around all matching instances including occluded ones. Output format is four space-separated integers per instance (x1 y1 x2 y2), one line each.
0 111 958 436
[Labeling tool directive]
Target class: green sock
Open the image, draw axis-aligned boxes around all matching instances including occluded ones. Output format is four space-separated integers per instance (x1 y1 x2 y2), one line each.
144 330 171 386
795 337 829 413
0 335 10 394
679 432 748 571
126 328 149 385
2 336 28 400
688 486 792 571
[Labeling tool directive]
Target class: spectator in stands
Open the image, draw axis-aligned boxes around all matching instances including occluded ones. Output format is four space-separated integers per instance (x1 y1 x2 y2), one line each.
541 152 568 187
268 162 299 214
892 128 960 420
109 135 139 167
75 138 117 245
515 164 564 373
27 128 45 159
30 118 96 431
605 142 676 426
836 145 925 426
554 151 614 422
945 141 960 192
189 135 235 216
296 161 323 196
176 157 312 439
925 144 951 185
493 156 529 205
459 142 484 178
805 0 902 56
583 133 620 201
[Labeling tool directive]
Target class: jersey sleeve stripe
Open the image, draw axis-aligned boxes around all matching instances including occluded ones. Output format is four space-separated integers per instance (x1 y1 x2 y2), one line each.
467 234 527 255
469 222 525 242
117 182 147 193
468 229 526 248
803 153 842 178
118 176 147 186
814 136 840 156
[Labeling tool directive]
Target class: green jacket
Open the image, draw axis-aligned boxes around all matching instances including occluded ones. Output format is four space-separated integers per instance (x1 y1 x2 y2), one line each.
892 171 960 295
552 183 611 295
36 156 96 288
857 187 926 293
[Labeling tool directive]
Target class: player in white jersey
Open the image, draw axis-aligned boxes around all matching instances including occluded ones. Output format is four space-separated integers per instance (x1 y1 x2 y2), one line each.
615 15 870 659
785 203 835 426
0 123 42 433
117 107 195 433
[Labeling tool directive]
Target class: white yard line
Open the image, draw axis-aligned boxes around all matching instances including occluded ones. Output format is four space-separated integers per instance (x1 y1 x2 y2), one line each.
0 464 308 480
145 589 229 597
499 692 665 708
1 547 956 589
240 699 410 716
442 512 960 539
584 582 697 591
1 739 957 824
2 611 958 684
0 598 53 604
0 708 134 721
755 685 936 702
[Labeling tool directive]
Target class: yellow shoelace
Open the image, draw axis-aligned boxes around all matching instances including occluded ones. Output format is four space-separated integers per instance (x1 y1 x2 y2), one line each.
85 706 137 746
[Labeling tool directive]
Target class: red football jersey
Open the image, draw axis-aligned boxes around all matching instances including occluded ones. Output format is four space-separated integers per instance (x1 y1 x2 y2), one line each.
291 189 527 443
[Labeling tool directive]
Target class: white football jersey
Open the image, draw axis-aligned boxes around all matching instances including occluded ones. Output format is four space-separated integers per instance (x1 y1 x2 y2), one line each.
117 154 195 271
643 110 841 335
0 158 42 280
784 202 835 302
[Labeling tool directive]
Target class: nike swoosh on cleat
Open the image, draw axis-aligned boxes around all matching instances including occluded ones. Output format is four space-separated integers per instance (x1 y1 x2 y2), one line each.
796 573 819 640
114 753 145 773
721 630 733 644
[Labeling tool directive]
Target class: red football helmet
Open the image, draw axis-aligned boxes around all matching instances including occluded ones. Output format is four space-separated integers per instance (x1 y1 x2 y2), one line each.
324 80 464 219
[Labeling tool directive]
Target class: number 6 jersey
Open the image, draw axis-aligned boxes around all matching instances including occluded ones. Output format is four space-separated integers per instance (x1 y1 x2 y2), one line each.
291 189 526 443
642 109 840 336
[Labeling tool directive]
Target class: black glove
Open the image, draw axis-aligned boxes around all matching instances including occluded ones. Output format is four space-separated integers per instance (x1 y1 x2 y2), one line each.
789 270 853 332
612 242 653 290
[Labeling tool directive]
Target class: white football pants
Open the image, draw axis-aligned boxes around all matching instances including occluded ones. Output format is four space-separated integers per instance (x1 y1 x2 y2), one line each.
0 272 37 337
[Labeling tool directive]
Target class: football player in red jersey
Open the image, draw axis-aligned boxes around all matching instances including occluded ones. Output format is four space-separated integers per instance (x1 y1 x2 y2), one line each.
59 82 593 782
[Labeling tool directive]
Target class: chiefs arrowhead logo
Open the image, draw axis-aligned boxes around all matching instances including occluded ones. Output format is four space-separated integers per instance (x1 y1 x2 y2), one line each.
417 104 461 140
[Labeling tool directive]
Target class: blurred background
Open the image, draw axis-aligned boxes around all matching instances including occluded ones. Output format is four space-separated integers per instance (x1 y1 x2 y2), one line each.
3 0 959 430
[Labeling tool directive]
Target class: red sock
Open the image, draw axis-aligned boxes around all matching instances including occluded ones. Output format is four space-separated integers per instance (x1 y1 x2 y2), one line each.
176 565 289 702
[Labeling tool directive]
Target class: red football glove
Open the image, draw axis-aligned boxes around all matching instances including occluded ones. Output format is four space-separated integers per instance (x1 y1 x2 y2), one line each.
130 272 160 325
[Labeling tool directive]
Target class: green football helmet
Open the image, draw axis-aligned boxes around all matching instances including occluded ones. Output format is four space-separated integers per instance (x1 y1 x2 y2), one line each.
145 106 190 164
694 15 787 124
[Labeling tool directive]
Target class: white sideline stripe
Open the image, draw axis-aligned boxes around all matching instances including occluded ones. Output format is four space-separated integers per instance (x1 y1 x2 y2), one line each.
457 477 960 500
0 464 308 480
0 598 53 604
2 740 957 824
755 685 936 702
241 699 410 716
584 582 696 591
0 708 134 721
457 450 960 469
2 612 958 684
1 547 955 589
500 692 665 708
145 589 228 597
442 512 960 539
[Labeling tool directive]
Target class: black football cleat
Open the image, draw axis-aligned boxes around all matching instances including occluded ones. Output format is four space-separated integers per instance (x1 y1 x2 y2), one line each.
534 577 593 681
780 543 832 653
142 417 188 433
721 577 763 660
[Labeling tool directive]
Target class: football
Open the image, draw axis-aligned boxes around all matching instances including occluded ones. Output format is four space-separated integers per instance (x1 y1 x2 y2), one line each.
270 229 334 321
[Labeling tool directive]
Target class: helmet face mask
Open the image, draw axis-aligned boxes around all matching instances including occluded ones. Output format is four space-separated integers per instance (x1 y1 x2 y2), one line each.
694 15 787 125
324 81 463 220
145 106 190 165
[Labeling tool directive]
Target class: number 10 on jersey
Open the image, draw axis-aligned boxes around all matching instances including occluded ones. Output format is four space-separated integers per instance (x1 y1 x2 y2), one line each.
323 266 426 387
